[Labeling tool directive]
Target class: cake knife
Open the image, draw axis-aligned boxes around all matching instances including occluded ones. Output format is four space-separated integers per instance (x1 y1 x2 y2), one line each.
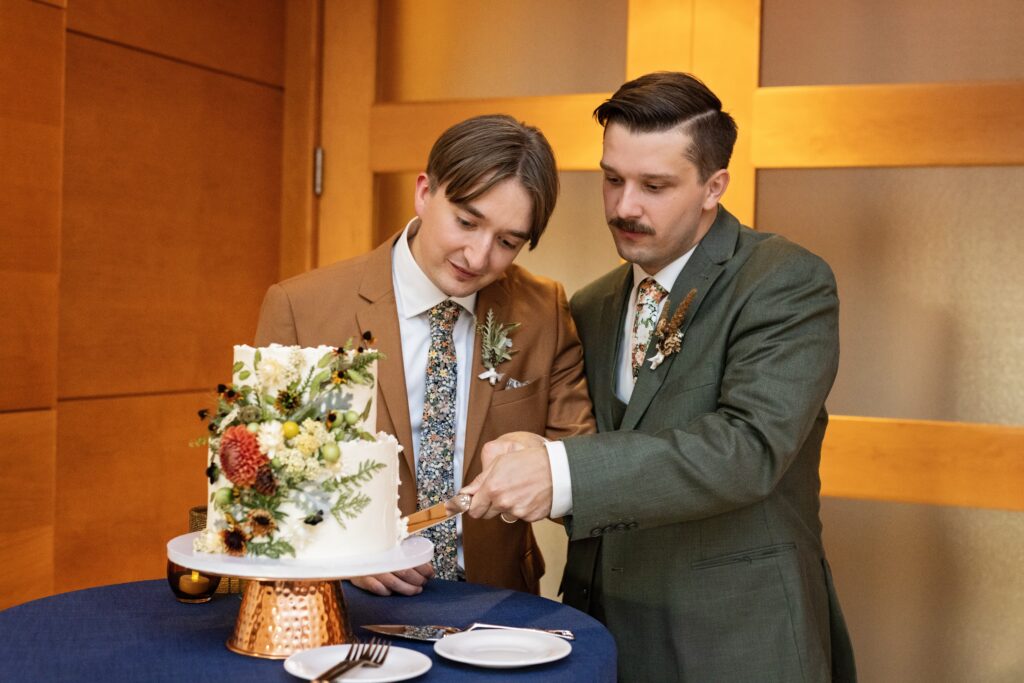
405 493 472 534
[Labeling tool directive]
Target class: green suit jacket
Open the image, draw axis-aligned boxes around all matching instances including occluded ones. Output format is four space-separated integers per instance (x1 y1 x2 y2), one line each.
561 207 856 682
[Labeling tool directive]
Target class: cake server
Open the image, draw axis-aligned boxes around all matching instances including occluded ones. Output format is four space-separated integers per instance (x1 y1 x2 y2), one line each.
361 623 575 641
405 493 472 534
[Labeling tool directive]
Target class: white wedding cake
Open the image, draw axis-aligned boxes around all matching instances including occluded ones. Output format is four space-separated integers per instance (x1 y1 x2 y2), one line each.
193 342 405 560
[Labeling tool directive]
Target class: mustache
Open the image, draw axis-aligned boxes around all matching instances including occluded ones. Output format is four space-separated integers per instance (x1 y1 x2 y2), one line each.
608 217 655 235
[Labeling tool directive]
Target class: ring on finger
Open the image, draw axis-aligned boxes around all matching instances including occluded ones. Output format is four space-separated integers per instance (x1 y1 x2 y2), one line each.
500 513 518 524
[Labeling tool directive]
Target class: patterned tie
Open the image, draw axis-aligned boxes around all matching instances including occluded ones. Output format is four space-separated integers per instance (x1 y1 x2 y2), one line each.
630 277 668 379
416 300 462 579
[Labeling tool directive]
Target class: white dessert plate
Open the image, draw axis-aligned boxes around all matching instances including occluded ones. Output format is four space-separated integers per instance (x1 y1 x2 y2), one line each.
433 629 572 668
284 644 431 682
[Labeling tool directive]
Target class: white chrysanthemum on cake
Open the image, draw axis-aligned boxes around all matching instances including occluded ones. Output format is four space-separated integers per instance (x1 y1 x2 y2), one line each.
194 335 405 561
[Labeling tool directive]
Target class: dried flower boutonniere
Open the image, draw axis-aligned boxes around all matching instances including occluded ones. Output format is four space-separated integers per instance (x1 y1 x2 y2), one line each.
477 309 520 385
647 288 697 370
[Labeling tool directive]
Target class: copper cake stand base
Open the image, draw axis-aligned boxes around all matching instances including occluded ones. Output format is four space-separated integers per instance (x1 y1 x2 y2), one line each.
167 533 433 659
227 579 354 659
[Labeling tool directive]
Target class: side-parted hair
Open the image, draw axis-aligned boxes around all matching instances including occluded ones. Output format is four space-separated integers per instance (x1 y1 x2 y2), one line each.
594 72 738 182
425 114 558 250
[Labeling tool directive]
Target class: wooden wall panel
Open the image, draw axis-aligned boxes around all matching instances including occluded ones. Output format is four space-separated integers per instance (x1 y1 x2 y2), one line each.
752 82 1024 168
318 0 378 266
0 0 63 412
822 416 1024 511
67 0 284 85
55 393 209 593
0 410 56 609
280 0 321 280
60 34 282 399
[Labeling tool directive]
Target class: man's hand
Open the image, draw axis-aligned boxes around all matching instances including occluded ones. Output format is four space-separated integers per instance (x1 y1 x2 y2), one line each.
349 562 435 596
462 433 553 522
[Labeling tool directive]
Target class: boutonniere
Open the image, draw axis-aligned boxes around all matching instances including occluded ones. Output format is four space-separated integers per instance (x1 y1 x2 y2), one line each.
647 288 697 370
476 309 520 385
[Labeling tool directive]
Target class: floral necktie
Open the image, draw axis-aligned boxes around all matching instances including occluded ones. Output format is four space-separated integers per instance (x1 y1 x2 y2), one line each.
416 300 461 579
630 278 668 379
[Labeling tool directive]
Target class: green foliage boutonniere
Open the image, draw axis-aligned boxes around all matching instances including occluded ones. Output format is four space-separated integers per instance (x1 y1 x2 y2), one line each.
476 309 520 385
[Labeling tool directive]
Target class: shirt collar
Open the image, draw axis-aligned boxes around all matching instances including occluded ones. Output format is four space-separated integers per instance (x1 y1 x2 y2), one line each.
631 243 697 296
392 218 477 319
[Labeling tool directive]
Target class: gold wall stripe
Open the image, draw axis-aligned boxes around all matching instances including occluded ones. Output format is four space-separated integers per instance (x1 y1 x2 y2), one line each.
752 81 1024 168
822 416 1024 511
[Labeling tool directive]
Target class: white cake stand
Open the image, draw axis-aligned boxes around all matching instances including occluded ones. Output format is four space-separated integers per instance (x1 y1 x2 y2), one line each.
167 532 433 659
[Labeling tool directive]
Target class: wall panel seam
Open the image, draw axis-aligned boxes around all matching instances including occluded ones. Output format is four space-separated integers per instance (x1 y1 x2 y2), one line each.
65 29 284 91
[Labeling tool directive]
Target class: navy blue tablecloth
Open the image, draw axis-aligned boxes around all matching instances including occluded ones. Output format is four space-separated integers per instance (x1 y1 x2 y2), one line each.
0 579 615 682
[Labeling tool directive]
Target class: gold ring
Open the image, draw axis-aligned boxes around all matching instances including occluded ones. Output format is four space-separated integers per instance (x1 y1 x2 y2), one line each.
500 513 518 524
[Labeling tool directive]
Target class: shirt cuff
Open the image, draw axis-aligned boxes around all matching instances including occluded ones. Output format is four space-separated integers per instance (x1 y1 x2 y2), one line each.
544 440 573 517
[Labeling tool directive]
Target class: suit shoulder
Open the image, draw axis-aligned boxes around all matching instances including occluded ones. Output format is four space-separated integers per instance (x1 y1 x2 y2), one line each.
737 229 836 285
500 264 567 307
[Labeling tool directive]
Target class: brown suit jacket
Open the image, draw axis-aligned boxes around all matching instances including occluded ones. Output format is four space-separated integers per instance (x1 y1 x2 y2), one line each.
254 234 595 592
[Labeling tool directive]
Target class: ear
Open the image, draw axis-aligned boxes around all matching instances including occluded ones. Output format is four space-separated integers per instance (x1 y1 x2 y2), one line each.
413 173 433 215
701 169 730 210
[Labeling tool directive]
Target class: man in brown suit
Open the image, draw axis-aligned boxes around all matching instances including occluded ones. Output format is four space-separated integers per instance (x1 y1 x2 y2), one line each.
254 115 594 595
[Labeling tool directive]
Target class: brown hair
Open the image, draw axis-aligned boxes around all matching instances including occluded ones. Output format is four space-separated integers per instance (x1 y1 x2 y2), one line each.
594 72 737 182
425 114 558 250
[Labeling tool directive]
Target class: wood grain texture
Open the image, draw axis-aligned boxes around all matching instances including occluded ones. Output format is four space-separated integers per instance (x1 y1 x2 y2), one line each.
822 416 1024 511
752 82 1024 168
59 34 281 399
0 0 63 411
55 392 210 593
369 94 608 174
0 272 58 412
67 0 284 85
279 0 321 280
0 410 56 609
318 0 378 266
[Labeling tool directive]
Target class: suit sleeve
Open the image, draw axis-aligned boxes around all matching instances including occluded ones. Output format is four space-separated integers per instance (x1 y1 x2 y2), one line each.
562 250 839 540
545 282 597 439
253 283 299 346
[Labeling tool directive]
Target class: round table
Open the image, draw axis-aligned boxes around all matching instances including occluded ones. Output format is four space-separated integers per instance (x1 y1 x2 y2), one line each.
0 579 616 682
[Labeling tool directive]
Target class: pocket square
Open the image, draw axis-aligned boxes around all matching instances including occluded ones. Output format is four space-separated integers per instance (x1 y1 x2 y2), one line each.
505 377 532 390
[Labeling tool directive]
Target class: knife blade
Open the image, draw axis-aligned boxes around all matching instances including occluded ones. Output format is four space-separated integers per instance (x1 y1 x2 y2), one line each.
362 623 576 641
405 493 472 534
361 624 460 641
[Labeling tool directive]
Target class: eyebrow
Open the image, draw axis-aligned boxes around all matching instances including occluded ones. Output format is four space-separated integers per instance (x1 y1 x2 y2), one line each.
599 162 675 183
459 202 530 241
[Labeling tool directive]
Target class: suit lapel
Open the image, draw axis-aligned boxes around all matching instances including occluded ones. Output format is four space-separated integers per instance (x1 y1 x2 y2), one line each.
591 265 633 433
461 276 510 477
354 238 415 477
620 207 740 431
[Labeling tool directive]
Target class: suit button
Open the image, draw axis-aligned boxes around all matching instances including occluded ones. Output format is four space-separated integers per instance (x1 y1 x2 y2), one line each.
590 528 602 537
602 525 614 534
628 522 638 530
614 523 626 532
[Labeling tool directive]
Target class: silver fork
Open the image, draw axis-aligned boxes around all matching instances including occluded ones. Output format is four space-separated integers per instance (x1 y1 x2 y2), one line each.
312 638 390 682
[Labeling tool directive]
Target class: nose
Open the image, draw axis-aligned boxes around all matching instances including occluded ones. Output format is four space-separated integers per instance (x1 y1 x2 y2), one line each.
463 232 490 272
615 183 643 220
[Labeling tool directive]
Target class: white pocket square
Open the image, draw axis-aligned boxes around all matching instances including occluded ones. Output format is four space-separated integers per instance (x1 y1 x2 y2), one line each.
505 377 532 390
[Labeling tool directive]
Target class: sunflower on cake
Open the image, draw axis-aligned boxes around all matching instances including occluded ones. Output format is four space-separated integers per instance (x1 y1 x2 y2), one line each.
192 335 405 561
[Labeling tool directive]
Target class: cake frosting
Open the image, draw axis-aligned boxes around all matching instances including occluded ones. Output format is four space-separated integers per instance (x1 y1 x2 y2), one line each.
194 343 405 560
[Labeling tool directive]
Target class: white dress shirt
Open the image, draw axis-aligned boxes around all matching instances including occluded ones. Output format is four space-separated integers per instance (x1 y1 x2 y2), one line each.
392 219 477 568
546 245 697 517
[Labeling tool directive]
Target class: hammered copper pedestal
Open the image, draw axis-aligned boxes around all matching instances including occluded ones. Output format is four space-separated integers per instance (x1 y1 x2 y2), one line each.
227 580 354 658
167 533 433 659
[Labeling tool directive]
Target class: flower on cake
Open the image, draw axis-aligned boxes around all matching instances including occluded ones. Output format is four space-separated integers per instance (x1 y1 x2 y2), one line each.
219 425 267 487
257 421 284 457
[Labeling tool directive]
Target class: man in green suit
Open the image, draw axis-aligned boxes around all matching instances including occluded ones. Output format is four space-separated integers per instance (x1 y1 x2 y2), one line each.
464 72 856 681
